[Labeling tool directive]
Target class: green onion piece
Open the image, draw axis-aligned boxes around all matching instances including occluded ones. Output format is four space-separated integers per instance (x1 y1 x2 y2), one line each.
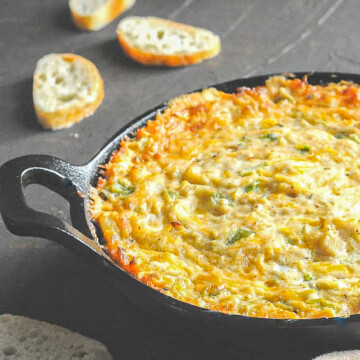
211 193 234 206
239 170 254 177
240 136 252 143
349 134 360 144
108 183 134 197
283 236 293 245
164 189 179 200
306 298 337 309
244 180 260 193
205 285 221 297
227 228 254 245
296 144 311 153
259 133 278 141
240 162 268 177
210 290 220 297
304 273 314 281
335 133 346 139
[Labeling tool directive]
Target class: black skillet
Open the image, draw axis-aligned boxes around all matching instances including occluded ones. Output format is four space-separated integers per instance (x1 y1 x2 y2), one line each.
1 72 360 336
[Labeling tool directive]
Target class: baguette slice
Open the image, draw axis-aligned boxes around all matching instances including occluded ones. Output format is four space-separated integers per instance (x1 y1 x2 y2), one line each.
116 16 221 67
0 314 112 359
313 351 360 360
33 53 104 130
70 0 135 31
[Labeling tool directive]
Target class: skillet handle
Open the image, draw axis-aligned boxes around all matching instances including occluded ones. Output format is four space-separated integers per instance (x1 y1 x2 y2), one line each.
0 154 104 257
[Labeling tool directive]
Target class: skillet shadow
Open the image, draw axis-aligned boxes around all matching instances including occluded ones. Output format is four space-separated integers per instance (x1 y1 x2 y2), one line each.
53 6 79 33
118 298 360 360
0 243 137 343
0 78 43 145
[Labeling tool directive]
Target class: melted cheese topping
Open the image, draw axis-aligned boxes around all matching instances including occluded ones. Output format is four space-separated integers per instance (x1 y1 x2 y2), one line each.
90 76 360 319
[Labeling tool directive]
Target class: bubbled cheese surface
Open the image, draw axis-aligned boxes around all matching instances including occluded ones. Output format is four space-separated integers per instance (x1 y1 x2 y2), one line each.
90 76 360 319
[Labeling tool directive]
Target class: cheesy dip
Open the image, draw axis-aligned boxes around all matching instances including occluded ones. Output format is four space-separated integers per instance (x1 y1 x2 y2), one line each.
90 76 360 319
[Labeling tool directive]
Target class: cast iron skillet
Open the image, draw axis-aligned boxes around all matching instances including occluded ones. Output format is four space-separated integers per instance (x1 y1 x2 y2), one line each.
1 72 360 331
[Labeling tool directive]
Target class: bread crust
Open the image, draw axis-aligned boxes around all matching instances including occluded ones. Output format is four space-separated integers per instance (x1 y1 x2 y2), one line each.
314 351 360 360
33 53 104 130
70 0 135 31
116 17 221 67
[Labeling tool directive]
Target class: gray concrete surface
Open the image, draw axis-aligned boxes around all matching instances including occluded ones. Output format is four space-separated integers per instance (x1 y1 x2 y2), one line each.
1 0 359 358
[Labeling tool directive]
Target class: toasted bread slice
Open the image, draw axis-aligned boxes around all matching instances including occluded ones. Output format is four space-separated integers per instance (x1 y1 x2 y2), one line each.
314 351 360 359
0 314 113 359
116 16 221 67
33 53 104 130
70 0 135 31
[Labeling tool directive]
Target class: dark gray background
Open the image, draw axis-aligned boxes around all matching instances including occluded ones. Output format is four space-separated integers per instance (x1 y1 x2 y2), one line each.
0 0 359 359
